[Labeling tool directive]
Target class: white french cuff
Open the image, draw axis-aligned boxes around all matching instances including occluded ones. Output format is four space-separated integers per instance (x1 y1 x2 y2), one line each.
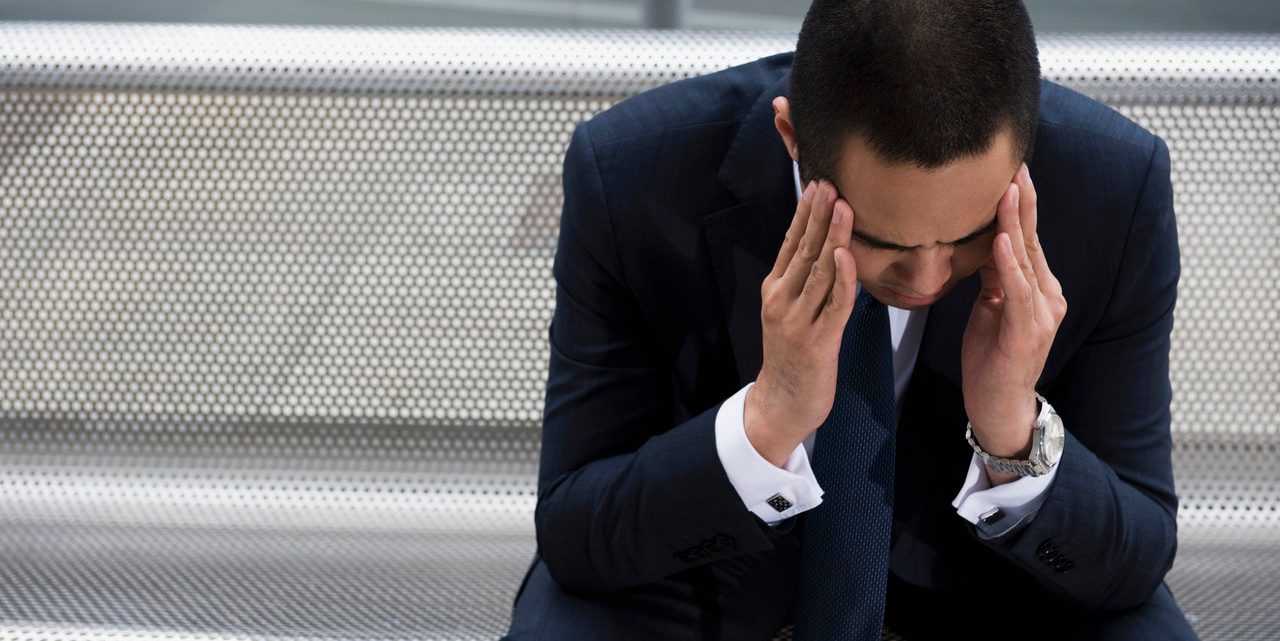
951 449 1059 533
714 381 826 526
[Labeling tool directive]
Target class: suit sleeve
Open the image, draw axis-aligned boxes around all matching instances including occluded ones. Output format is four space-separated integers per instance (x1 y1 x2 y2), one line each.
534 122 799 595
962 134 1182 612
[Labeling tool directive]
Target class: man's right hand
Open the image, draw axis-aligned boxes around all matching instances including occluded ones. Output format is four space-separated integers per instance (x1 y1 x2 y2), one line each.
745 178 859 468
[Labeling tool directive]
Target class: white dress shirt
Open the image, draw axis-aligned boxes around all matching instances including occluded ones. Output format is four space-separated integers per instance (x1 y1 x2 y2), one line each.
713 160 1059 538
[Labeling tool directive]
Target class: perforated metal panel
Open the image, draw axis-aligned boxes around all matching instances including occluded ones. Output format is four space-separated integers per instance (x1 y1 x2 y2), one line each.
0 23 1277 641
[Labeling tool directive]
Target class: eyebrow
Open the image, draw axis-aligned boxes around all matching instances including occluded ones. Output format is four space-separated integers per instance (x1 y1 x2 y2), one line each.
852 212 999 251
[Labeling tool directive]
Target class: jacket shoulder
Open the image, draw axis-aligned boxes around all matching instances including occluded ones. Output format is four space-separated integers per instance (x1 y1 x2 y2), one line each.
578 51 793 149
1037 78 1160 157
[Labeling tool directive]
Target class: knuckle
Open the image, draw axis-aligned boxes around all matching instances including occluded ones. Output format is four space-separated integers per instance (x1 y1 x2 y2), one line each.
760 288 781 315
761 301 785 327
802 272 825 298
801 237 823 261
809 258 828 281
797 274 815 299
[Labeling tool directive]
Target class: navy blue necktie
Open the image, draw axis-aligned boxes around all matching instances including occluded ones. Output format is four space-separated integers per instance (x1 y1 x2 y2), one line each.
793 285 898 641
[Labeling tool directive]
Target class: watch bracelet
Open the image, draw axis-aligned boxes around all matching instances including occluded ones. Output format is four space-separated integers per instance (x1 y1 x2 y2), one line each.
965 392 1051 478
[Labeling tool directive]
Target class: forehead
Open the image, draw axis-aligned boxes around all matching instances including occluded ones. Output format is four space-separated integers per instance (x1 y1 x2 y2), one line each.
832 130 1020 247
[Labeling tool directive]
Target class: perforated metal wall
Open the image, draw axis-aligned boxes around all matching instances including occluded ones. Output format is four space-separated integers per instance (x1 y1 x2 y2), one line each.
0 23 1276 641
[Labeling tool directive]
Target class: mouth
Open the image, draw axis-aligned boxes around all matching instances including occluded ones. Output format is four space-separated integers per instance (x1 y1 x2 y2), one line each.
890 288 942 306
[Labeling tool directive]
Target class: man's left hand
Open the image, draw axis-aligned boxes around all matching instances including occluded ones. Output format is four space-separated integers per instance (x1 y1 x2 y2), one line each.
960 163 1068 483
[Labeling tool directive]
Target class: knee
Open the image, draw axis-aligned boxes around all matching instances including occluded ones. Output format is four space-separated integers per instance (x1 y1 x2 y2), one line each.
1060 583 1199 641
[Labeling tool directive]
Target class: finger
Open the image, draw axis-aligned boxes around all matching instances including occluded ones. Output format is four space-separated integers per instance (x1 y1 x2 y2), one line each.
823 242 859 327
798 192 850 318
768 179 816 283
995 232 1035 324
1017 164 1036 239
780 179 836 299
818 198 858 325
1017 165 1064 302
999 180 1041 305
977 238 1004 302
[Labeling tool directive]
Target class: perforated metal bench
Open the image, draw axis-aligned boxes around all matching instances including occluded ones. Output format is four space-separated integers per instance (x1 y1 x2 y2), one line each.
0 23 1276 641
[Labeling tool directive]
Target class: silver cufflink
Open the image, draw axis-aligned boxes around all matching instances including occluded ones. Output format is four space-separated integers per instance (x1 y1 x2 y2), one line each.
979 506 1005 525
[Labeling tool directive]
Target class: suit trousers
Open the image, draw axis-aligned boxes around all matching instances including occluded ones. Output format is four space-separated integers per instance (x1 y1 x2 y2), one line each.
503 511 1199 641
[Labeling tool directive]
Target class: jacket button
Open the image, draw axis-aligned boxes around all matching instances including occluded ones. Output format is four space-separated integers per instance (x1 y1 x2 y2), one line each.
674 551 692 563
714 534 736 551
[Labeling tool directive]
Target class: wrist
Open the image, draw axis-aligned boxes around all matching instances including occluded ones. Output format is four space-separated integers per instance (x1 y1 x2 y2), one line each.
968 393 1063 485
973 429 1035 460
744 383 802 468
967 395 1039 458
974 427 1034 487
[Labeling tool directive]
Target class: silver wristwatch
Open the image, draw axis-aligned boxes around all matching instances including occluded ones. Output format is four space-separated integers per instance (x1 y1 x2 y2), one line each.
965 393 1065 477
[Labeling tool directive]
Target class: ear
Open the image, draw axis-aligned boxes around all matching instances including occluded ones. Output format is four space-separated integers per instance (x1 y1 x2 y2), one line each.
772 97 799 164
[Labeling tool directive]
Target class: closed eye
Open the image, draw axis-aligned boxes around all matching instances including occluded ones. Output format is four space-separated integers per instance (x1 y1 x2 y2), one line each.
851 212 999 253
855 228 993 253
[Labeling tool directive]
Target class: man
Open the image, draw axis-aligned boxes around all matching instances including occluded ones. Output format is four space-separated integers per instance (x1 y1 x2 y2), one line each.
503 0 1198 639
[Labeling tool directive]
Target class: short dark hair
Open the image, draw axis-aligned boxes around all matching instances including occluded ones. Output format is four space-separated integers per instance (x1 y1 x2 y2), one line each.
789 0 1040 185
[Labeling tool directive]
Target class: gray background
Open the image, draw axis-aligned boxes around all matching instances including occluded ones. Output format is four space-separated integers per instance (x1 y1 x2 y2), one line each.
0 0 1276 32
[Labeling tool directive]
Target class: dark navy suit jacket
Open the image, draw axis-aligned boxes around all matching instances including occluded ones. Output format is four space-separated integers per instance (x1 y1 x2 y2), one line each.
505 50 1182 640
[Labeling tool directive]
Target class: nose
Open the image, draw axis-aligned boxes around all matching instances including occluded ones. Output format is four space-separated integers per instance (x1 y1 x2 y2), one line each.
897 250 951 298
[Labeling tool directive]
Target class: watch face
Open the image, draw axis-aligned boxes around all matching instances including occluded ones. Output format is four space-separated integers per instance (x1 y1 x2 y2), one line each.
1042 413 1065 462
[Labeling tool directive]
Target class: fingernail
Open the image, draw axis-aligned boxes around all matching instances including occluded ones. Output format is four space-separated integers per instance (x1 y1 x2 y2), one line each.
832 203 843 226
803 181 814 202
1012 184 1020 209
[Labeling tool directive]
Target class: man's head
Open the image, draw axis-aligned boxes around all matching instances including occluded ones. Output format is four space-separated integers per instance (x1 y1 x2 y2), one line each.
772 0 1040 310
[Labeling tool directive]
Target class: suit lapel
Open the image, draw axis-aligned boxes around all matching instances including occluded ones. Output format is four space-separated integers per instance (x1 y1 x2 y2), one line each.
701 71 797 387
